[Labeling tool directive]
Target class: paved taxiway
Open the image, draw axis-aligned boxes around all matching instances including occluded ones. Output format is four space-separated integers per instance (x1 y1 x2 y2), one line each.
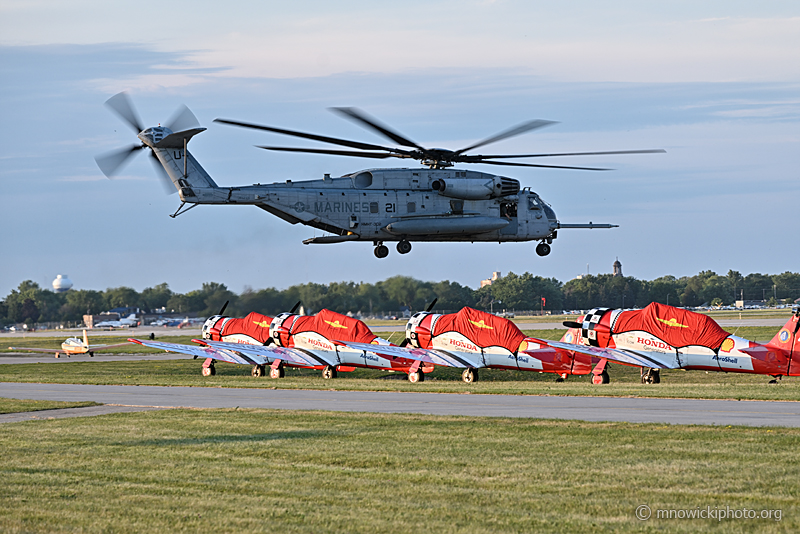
1 382 797 427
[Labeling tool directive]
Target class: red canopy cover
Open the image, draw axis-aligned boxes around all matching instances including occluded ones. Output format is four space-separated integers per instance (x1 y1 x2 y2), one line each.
613 303 730 349
290 309 377 344
432 307 526 352
221 312 273 343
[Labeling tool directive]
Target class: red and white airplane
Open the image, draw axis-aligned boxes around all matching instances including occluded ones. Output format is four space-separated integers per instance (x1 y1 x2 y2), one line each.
339 306 597 382
9 330 131 358
339 304 800 384
130 309 434 381
528 302 800 384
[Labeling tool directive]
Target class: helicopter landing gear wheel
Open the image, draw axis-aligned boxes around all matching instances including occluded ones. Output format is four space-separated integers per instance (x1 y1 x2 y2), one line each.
322 365 338 379
374 244 389 259
396 240 412 254
536 242 551 257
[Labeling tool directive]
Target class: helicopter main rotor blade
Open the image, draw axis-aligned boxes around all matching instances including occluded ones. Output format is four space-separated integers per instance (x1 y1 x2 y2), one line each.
257 146 407 159
214 118 409 155
94 144 144 178
454 119 557 155
149 150 177 194
166 104 201 133
476 160 611 171
330 107 426 151
465 149 667 160
104 92 144 133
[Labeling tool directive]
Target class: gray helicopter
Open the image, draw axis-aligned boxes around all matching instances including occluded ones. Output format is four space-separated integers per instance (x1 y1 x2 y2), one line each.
95 93 664 258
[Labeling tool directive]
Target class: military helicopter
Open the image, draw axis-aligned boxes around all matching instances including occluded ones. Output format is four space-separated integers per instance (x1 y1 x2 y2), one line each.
95 92 664 258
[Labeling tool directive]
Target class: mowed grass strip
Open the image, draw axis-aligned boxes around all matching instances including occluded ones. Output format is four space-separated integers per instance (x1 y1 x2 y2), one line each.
1 358 798 402
0 398 100 414
1 409 797 533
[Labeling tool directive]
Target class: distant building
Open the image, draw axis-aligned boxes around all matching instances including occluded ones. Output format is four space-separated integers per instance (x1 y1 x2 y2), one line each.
480 271 502 288
52 274 73 293
613 258 623 277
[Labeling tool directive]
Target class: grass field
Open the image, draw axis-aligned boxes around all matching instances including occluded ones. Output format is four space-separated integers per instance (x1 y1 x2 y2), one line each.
0 398 100 414
1 408 796 533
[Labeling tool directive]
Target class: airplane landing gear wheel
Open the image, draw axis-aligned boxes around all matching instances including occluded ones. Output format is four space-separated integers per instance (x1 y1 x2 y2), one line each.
536 242 551 256
462 368 479 383
269 366 285 379
252 364 265 377
408 370 424 383
322 365 338 379
592 370 610 384
374 245 389 259
641 368 660 384
89 352 94 357
202 363 216 377
397 240 412 254
555 377 565 383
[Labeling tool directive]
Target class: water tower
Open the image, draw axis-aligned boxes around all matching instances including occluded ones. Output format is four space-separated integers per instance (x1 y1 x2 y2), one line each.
52 274 73 293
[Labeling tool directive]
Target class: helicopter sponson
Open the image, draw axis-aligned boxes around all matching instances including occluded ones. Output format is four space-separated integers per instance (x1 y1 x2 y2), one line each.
93 94 663 259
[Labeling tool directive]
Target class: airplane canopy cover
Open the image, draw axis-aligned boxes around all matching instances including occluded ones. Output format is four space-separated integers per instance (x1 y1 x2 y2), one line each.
221 312 274 343
291 309 377 343
433 307 526 352
613 303 730 349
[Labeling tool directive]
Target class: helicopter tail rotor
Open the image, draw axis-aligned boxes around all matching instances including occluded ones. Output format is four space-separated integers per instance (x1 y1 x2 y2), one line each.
95 92 201 195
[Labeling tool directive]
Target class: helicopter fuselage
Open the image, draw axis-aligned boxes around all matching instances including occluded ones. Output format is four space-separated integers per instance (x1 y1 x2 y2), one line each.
175 167 557 244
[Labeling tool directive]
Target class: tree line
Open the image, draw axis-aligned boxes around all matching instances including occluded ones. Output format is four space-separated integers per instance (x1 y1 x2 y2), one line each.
2 270 798 326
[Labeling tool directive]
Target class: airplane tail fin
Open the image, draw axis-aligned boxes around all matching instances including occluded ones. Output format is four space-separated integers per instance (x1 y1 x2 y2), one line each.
767 307 800 375
767 309 800 349
83 329 89 347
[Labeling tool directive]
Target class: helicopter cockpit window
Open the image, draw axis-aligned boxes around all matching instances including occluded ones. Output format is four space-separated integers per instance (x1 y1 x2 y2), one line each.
353 172 373 189
528 197 541 210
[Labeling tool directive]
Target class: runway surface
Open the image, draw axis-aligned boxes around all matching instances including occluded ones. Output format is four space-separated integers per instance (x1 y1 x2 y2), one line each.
1 382 797 427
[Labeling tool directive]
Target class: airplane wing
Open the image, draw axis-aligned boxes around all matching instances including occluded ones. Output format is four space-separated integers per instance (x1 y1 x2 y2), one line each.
8 346 62 354
524 339 680 369
197 340 321 368
335 340 476 368
129 339 270 366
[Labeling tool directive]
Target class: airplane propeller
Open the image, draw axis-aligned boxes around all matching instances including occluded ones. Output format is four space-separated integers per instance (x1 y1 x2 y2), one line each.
399 298 438 347
95 92 201 194
215 108 665 170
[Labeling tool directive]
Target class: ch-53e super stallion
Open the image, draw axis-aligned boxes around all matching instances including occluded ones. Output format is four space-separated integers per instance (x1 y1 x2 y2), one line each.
95 92 664 258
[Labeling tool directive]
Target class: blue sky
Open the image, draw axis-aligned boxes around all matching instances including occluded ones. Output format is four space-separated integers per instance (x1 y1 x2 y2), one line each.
1 1 798 296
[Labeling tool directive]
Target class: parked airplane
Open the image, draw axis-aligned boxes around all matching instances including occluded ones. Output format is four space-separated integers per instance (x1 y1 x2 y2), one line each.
9 330 131 358
94 313 139 328
526 303 800 384
338 306 596 382
130 308 435 381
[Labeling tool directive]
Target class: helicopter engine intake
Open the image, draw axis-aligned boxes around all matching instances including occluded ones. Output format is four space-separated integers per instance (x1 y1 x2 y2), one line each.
431 176 519 200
